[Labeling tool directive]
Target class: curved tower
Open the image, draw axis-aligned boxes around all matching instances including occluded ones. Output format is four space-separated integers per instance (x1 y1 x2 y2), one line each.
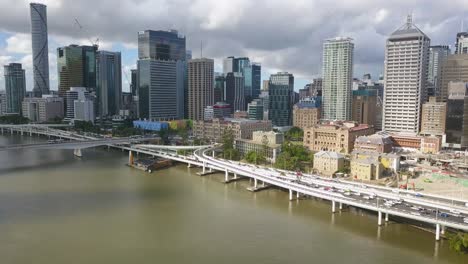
30 3 50 95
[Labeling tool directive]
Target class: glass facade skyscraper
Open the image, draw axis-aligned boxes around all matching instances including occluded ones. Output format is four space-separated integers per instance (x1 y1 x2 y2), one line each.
97 51 122 116
252 63 261 98
268 72 294 127
57 45 97 97
4 63 26 114
428 45 450 97
30 3 50 96
137 30 186 61
138 59 185 120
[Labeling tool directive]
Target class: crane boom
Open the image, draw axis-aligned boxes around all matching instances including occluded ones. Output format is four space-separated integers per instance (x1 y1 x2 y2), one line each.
74 18 99 48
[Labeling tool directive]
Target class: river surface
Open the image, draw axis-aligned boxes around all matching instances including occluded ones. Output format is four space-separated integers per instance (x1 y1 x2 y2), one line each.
0 134 467 264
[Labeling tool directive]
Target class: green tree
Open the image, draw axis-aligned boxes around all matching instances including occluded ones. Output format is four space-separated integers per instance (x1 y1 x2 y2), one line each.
0 115 29 124
285 126 304 141
158 128 170 145
448 232 468 254
245 150 266 165
274 152 300 170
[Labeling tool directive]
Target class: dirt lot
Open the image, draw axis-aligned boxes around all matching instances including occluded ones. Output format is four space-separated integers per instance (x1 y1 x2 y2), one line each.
401 172 468 200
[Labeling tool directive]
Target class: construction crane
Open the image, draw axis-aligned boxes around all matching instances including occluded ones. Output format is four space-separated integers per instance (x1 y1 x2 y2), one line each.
74 18 99 48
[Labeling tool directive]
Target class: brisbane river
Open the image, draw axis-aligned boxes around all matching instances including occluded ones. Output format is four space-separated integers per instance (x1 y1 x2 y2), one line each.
0 135 467 264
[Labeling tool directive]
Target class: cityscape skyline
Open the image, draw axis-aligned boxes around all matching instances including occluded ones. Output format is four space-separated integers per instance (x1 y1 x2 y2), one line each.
0 0 468 92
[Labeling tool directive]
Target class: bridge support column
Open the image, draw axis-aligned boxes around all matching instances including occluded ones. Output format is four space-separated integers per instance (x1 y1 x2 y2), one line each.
73 148 82 157
436 224 440 241
339 202 343 210
29 128 32 136
202 162 206 174
212 150 215 158
20 128 23 135
296 191 300 199
187 163 192 168
128 151 134 165
10 128 13 134
234 173 238 179
289 189 293 201
332 200 336 213
441 225 445 235
385 213 389 222
225 170 229 182
254 178 258 188
378 211 382 226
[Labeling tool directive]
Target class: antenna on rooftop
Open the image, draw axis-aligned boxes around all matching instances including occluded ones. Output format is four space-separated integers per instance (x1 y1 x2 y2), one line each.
200 40 203 58
406 13 413 29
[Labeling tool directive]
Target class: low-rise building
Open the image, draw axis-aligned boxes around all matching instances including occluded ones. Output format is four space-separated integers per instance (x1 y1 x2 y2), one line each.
193 118 272 143
304 121 374 154
350 151 400 180
388 132 442 154
235 131 284 162
234 111 248 119
213 102 231 118
350 157 383 181
293 97 321 129
354 134 393 153
133 120 169 131
74 99 95 122
204 106 214 121
22 95 64 122
313 151 345 177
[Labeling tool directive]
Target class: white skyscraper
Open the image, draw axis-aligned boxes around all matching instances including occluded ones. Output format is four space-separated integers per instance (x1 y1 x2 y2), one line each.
382 15 430 134
322 37 354 121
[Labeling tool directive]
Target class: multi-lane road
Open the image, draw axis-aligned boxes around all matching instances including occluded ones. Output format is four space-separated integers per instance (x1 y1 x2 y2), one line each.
192 146 468 237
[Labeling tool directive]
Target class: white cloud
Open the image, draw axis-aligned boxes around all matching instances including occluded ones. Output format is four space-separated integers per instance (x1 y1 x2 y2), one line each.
5 33 31 54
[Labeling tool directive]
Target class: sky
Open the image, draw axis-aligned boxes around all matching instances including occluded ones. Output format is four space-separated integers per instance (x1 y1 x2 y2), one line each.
0 0 468 93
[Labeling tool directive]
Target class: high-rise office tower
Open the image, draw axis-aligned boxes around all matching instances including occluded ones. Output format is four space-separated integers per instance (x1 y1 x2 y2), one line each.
445 82 468 147
187 58 214 120
138 59 185 120
214 75 225 103
268 72 294 126
30 3 50 96
310 78 323 97
455 32 468 54
57 45 97 97
223 56 235 74
440 54 468 102
137 30 186 60
420 96 447 136
0 91 7 115
225 72 245 112
4 63 26 114
247 99 264 120
322 37 354 121
137 29 186 120
382 15 430 133
352 89 377 127
428 45 450 97
96 51 122 116
252 63 261 98
130 69 138 96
